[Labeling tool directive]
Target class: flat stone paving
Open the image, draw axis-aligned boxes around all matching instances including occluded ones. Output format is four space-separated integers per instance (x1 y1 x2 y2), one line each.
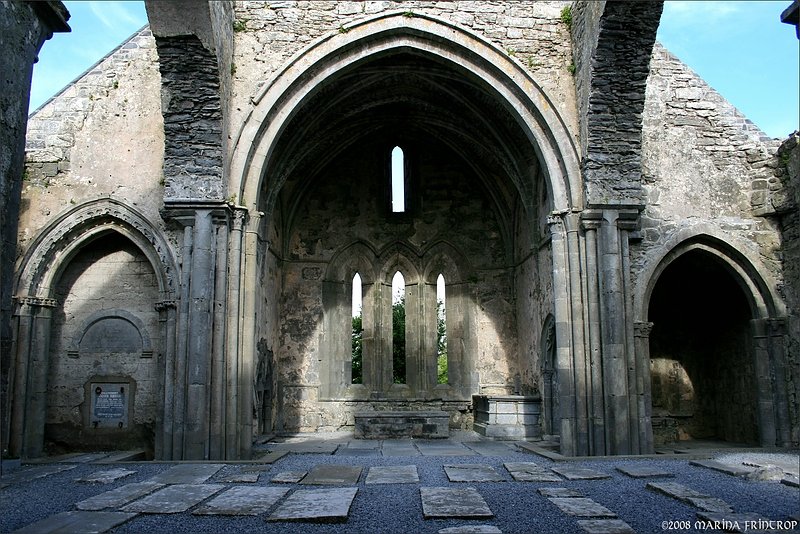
547 497 617 518
576 519 636 534
538 487 584 498
12 511 136 534
615 465 674 478
504 462 563 482
76 468 136 484
193 486 288 515
0 463 76 485
416 441 477 457
301 465 362 485
646 482 733 513
551 466 611 480
121 484 225 514
690 459 753 477
445 464 505 482
365 465 419 484
76 482 165 511
438 525 502 533
271 471 307 483
420 487 494 519
268 487 358 522
218 472 260 483
146 463 224 485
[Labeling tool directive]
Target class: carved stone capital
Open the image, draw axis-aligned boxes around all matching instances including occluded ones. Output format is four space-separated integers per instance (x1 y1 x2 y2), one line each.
155 300 177 311
15 296 58 308
634 321 654 338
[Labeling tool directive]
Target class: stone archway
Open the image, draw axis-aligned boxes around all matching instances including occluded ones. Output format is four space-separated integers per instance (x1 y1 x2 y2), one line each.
635 232 791 449
227 12 582 437
9 198 178 458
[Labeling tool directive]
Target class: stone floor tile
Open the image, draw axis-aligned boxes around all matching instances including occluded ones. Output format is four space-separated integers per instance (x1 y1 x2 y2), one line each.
218 472 260 483
39 453 112 464
780 475 799 487
121 484 225 514
463 441 517 456
335 447 382 457
690 460 753 477
271 471 307 483
365 465 419 484
0 464 76 485
252 450 289 463
268 487 358 522
445 464 506 482
147 463 225 485
616 465 674 478
76 468 136 484
420 487 494 519
193 486 289 515
438 525 503 533
267 441 340 454
685 497 733 514
696 512 770 532
381 440 420 457
12 511 136 533
646 482 733 513
504 462 563 482
551 466 612 480
346 440 381 449
301 465 363 485
547 497 617 518
76 482 165 511
577 519 636 534
416 441 476 457
538 487 584 498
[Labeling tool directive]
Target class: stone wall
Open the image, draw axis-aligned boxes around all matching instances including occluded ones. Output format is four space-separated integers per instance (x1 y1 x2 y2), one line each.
0 0 69 454
228 1 579 149
46 234 161 453
21 28 166 255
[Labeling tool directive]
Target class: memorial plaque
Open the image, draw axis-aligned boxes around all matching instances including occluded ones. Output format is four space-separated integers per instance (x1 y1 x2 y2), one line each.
91 383 129 428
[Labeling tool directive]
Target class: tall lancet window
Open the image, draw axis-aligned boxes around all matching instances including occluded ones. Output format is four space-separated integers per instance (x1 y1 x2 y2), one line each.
391 146 405 213
392 271 406 383
351 273 363 384
436 274 448 384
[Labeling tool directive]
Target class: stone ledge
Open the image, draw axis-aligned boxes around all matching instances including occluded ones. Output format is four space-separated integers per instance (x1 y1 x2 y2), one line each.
354 411 449 439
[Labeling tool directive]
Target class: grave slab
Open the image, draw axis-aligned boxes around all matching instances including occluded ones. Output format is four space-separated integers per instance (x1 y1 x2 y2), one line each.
193 486 289 515
301 465 362 485
548 497 617 518
219 472 260 483
12 511 136 533
420 487 493 519
271 471 307 483
505 462 563 482
646 482 734 513
382 440 420 457
445 464 505 482
463 441 516 456
335 447 382 457
268 487 358 522
121 484 225 514
538 487 584 498
77 468 136 484
690 460 752 477
365 465 419 484
577 519 636 534
76 482 165 511
616 465 674 478
551 467 611 480
416 441 476 457
0 464 76 485
147 463 224 484
782 475 800 488
438 525 502 534
253 450 289 463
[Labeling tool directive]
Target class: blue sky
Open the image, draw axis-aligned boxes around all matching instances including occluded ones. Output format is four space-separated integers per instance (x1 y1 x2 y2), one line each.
29 1 799 139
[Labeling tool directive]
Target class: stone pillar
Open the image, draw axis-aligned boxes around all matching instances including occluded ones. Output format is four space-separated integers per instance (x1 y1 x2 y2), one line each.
0 1 69 457
155 299 177 460
633 321 654 453
752 318 778 447
238 212 260 459
9 296 57 458
581 213 605 455
224 208 245 459
767 319 792 447
548 213 578 456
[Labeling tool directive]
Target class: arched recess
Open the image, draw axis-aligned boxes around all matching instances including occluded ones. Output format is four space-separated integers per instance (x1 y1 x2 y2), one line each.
9 198 178 458
229 11 581 215
634 231 791 449
540 313 558 437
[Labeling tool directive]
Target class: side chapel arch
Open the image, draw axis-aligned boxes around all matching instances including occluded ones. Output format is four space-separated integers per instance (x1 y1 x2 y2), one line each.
9 198 178 458
634 228 791 449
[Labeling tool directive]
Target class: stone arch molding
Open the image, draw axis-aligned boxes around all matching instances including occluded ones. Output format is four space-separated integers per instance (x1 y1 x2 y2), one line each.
229 10 582 217
15 197 178 301
634 225 786 322
67 308 153 358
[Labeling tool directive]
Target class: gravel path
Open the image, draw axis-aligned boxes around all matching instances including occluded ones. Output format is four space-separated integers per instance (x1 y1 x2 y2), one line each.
0 447 797 533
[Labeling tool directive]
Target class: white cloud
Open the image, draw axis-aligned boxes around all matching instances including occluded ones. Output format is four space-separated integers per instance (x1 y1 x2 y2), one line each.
89 2 144 31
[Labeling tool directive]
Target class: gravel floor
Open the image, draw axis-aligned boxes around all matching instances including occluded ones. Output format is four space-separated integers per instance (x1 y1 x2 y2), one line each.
0 449 798 534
